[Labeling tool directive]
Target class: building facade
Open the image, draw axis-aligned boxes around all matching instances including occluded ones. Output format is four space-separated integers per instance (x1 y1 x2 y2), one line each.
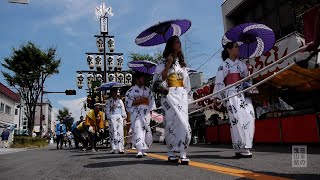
34 98 52 135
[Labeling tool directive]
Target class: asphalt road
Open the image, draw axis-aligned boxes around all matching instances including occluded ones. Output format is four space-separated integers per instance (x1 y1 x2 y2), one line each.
0 143 319 180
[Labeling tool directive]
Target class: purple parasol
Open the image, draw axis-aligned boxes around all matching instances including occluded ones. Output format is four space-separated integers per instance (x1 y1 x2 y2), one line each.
127 60 157 74
96 82 126 91
222 23 275 59
135 19 191 46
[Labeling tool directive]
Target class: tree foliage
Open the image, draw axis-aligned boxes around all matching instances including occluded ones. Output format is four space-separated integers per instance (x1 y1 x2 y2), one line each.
129 52 162 63
56 107 74 130
1 42 61 134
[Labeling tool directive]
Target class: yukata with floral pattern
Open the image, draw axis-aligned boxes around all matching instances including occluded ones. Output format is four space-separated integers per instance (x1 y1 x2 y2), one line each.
125 85 155 152
105 97 127 153
214 59 255 152
153 58 192 154
214 58 255 153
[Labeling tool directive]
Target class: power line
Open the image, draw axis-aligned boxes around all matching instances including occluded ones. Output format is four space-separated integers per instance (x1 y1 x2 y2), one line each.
195 47 222 71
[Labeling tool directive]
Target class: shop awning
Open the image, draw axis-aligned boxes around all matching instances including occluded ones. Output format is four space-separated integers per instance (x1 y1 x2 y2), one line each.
266 64 320 91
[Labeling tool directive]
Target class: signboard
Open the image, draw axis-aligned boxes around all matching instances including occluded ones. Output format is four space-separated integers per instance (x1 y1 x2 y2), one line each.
247 32 313 80
100 17 108 34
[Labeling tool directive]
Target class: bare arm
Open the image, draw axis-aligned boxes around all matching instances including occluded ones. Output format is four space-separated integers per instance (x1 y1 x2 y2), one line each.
161 54 174 80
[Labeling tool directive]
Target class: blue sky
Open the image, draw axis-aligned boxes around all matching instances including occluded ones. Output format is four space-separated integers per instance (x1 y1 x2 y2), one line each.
0 0 225 120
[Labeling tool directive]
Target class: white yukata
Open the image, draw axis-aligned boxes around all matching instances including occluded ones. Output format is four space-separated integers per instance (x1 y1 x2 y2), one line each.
125 85 155 151
214 58 255 152
153 59 192 154
105 97 127 152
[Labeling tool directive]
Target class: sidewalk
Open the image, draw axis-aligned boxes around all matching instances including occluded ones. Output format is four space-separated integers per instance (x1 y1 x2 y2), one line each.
0 148 28 156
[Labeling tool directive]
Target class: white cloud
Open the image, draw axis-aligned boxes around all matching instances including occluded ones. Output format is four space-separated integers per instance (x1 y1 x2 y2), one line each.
57 97 88 122
49 0 98 25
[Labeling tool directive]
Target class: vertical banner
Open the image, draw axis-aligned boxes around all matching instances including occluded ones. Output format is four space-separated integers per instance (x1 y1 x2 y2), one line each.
303 5 320 43
100 17 108 34
91 81 102 105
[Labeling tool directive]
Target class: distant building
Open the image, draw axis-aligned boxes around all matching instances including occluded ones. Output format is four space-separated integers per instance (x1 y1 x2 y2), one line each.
0 83 18 128
13 95 28 134
34 98 52 135
189 72 204 90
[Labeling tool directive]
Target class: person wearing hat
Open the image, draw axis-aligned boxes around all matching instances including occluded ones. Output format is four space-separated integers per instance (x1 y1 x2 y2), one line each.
105 88 127 154
125 71 156 158
85 103 105 152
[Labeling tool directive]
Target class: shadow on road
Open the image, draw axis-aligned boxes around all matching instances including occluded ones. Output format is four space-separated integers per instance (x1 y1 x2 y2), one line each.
190 144 320 155
234 172 320 180
90 154 137 159
84 159 179 168
187 154 239 160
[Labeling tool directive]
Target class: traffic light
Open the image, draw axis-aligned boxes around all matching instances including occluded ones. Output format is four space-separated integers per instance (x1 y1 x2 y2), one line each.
65 89 76 95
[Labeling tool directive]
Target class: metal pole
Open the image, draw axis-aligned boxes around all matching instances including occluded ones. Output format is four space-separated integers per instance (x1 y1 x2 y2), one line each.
18 96 22 134
39 71 44 137
103 32 107 83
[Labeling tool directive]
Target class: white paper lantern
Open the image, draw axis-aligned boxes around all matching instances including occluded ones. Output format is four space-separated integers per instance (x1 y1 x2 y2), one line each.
108 73 115 82
87 55 95 69
108 38 115 52
96 73 103 83
107 55 114 70
77 73 84 89
87 81 92 89
96 37 104 52
95 55 102 69
116 55 124 71
125 73 132 86
116 73 124 83
87 73 94 83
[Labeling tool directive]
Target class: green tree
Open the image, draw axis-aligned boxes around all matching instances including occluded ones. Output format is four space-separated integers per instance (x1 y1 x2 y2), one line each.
129 52 162 63
1 42 61 135
56 107 74 130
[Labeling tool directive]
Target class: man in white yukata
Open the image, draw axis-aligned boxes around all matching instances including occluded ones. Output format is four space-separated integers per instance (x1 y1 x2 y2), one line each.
125 72 156 158
106 88 127 154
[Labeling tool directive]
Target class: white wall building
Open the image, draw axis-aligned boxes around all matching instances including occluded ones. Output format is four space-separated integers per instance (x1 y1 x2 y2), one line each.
34 98 52 135
0 83 19 145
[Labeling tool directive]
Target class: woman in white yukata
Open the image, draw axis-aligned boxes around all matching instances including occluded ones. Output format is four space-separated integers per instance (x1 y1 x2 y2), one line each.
153 35 192 165
213 41 255 158
125 72 156 158
105 88 127 154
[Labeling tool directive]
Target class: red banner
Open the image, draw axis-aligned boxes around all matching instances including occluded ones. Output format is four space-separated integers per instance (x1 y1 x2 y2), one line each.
303 5 320 43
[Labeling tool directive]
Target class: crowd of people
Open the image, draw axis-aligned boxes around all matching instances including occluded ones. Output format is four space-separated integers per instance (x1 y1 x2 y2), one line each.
54 26 319 165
